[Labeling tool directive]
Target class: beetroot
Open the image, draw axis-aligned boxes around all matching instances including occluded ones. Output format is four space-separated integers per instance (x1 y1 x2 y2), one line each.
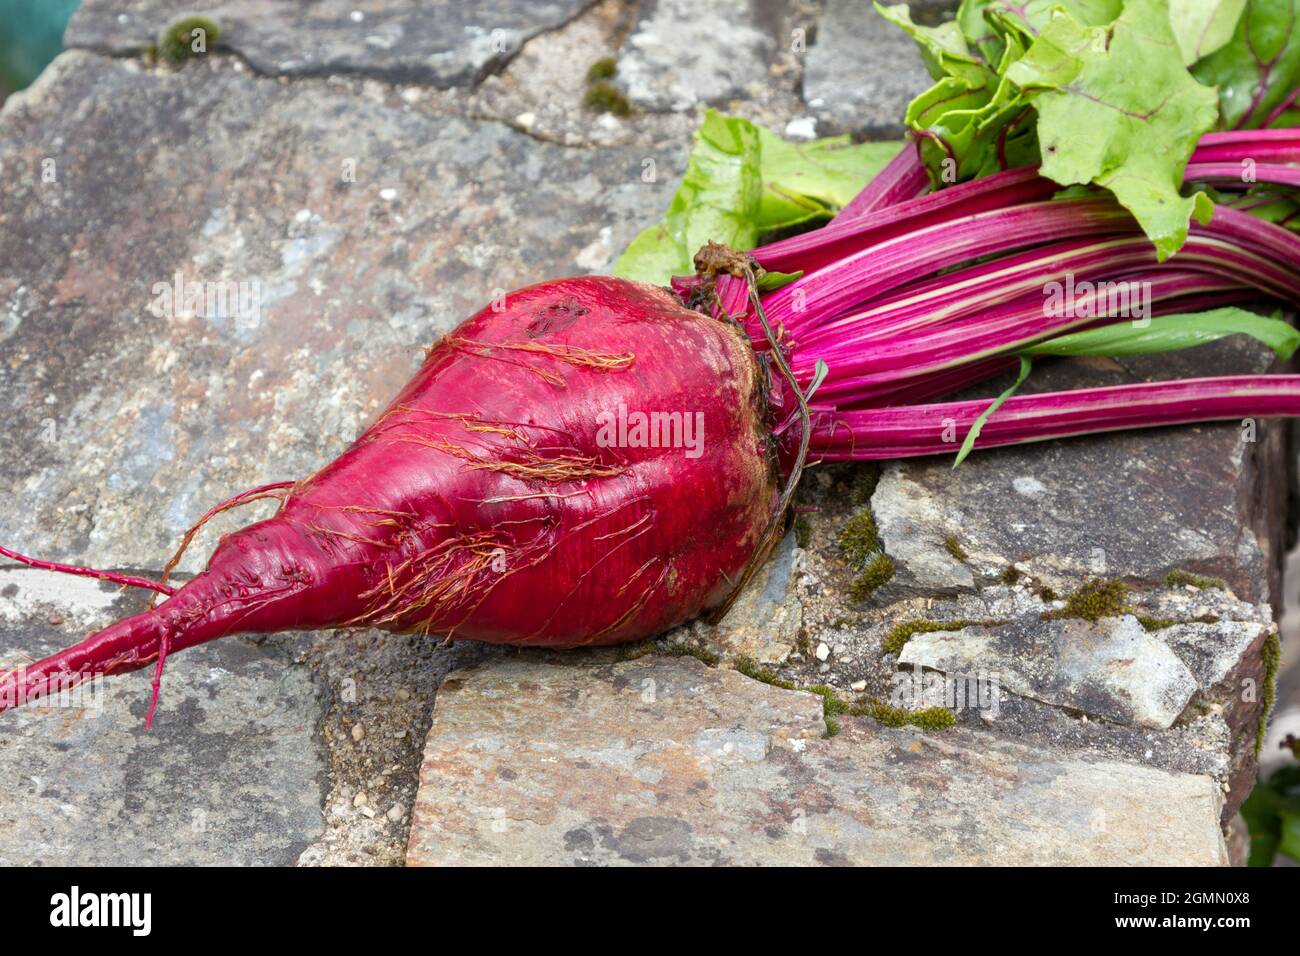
0 277 778 723
7 131 1300 727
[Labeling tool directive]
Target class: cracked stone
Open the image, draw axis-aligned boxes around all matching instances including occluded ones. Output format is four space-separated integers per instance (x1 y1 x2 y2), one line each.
707 530 802 663
897 614 1200 730
868 337 1291 605
407 655 1229 865
66 0 599 86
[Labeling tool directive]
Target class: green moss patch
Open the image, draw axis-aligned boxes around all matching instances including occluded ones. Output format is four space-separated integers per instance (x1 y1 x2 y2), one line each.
838 511 880 562
1165 569 1227 590
583 80 631 116
807 684 850 737
881 618 1003 656
839 505 895 601
849 554 895 601
586 57 617 81
1042 578 1129 622
730 657 957 737
1258 633 1281 757
944 536 968 562
158 15 220 63
851 701 957 732
1135 615 1176 632
733 654 795 690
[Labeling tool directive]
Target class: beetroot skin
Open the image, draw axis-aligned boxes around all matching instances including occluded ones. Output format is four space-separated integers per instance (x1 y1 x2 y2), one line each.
0 277 779 719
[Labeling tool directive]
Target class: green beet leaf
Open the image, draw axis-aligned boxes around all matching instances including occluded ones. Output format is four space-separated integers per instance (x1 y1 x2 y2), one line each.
615 110 902 286
1021 307 1300 360
1005 0 1220 260
1169 0 1249 64
1193 0 1300 128
614 110 762 286
954 355 1032 467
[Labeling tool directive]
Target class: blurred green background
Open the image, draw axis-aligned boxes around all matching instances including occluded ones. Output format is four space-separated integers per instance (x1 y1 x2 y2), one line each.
0 0 82 95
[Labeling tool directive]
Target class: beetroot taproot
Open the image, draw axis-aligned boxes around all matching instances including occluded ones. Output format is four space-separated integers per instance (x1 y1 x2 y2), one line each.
0 276 778 724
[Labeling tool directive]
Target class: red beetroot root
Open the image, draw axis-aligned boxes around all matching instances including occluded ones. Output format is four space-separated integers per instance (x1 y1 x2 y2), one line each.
0 277 779 723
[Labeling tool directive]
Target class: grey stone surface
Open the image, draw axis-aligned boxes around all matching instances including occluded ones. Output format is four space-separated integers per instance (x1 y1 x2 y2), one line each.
871 470 975 594
66 0 598 86
898 615 1200 730
705 529 803 663
616 0 785 112
0 567 326 865
804 0 952 136
870 339 1292 606
408 655 1229 865
776 475 1279 819
0 51 681 574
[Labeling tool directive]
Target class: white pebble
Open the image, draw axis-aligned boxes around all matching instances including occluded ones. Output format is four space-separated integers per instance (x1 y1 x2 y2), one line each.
353 791 368 807
815 642 830 661
850 680 867 692
351 724 365 743
783 116 818 140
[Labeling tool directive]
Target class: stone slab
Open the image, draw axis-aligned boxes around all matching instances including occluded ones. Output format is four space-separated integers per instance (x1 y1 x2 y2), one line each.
803 0 954 136
0 567 326 865
407 656 1229 865
871 339 1291 605
898 615 1199 730
66 0 598 86
0 51 683 574
616 0 785 112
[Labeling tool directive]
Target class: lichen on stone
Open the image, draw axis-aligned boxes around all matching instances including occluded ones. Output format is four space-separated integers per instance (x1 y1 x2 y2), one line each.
944 536 968 562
